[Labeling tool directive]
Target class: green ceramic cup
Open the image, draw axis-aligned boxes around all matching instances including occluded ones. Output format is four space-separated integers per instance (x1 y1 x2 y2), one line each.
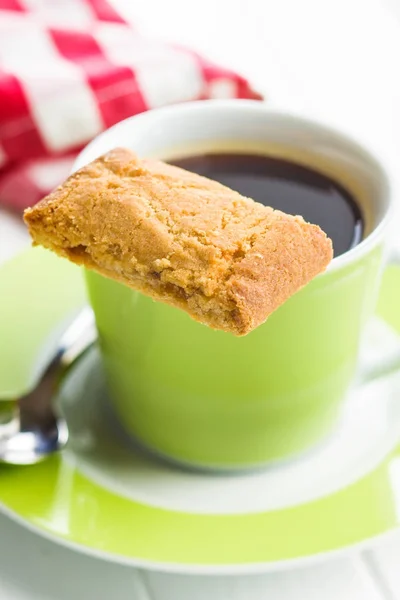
75 101 397 470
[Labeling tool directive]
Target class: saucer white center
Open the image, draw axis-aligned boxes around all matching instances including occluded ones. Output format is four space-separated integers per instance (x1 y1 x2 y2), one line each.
61 317 400 516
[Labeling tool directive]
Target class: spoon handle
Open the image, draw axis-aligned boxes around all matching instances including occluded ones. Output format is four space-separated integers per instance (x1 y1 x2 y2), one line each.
1 307 97 439
42 306 97 381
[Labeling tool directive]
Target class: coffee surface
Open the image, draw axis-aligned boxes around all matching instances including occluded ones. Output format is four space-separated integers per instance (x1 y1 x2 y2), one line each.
170 153 363 257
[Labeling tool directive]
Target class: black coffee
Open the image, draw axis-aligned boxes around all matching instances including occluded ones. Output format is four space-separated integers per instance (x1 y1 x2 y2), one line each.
169 153 363 257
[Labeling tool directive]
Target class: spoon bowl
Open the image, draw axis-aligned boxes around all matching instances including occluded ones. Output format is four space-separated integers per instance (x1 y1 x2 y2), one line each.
0 307 96 465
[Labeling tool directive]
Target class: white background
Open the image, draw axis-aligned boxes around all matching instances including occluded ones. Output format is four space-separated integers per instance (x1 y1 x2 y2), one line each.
1 0 400 597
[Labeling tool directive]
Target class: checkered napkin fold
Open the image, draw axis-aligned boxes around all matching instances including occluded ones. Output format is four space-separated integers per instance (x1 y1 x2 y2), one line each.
0 0 261 211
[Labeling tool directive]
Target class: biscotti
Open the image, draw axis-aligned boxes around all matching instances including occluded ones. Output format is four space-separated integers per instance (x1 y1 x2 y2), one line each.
24 147 333 335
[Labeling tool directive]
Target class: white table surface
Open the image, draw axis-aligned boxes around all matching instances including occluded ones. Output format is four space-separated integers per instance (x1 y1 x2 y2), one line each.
1 0 400 597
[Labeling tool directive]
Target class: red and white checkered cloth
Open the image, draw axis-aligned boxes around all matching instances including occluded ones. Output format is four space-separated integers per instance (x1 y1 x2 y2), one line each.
0 0 261 211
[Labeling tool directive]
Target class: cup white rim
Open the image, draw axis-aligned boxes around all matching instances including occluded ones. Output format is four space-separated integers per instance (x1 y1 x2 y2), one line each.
74 99 396 274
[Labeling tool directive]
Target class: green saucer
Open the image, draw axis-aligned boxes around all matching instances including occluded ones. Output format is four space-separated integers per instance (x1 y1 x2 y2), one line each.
0 247 400 574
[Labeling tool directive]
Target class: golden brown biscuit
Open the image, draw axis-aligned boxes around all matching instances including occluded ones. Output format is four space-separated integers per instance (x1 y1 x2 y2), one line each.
24 147 333 335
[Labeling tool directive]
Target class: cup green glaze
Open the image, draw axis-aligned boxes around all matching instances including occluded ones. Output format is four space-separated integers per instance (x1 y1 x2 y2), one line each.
76 101 393 470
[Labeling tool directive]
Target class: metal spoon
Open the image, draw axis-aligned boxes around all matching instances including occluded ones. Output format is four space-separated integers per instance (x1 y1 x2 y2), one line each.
0 307 97 465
